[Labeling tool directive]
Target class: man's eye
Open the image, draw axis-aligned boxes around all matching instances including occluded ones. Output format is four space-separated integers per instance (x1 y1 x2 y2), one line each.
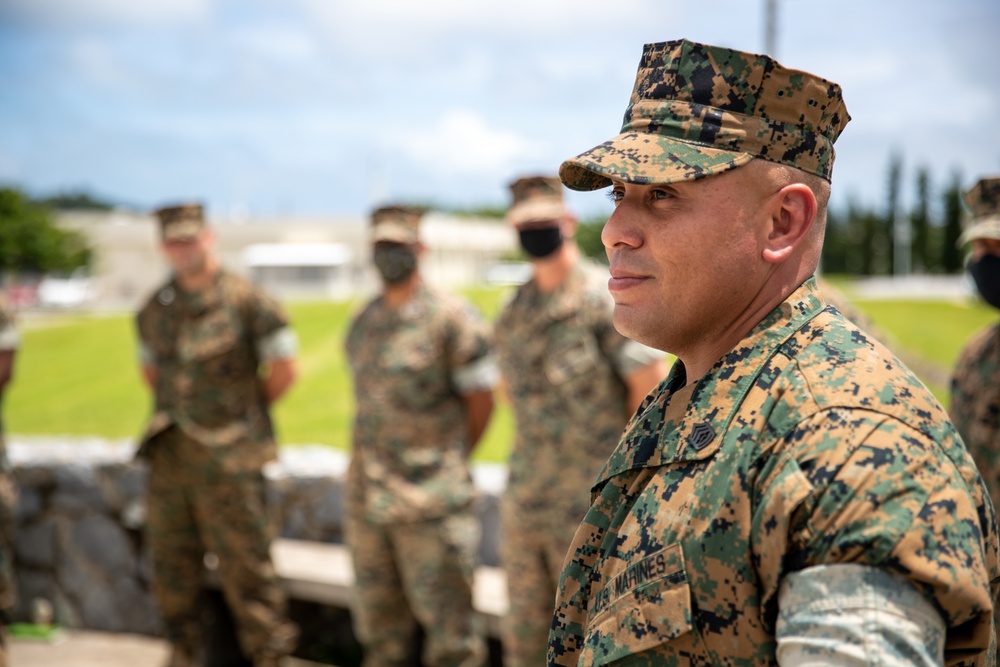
651 189 671 200
606 189 624 204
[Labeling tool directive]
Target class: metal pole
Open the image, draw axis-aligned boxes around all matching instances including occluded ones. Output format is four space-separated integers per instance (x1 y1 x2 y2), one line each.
765 0 778 57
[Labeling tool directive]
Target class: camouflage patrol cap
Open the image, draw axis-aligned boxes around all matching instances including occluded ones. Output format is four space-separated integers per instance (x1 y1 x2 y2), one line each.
371 205 423 244
505 175 568 227
155 203 205 242
959 177 1000 246
560 39 851 191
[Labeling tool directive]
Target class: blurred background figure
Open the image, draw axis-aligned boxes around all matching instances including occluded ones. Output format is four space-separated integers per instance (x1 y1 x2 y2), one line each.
344 205 496 667
494 176 666 667
0 299 18 667
951 176 1000 518
135 203 299 667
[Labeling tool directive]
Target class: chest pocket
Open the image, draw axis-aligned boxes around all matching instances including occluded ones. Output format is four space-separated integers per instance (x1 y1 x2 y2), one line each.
584 544 703 665
545 335 599 386
177 308 243 363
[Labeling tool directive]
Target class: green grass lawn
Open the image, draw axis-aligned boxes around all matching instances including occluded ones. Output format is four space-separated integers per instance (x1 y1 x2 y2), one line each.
6 287 517 463
7 283 997 462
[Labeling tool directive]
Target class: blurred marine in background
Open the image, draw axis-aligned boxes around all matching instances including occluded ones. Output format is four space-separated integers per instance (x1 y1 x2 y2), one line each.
136 203 299 667
494 175 666 667
0 301 17 667
344 205 496 667
951 176 1000 525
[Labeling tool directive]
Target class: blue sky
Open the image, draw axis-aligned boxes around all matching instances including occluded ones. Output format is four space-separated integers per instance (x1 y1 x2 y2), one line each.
1 0 998 221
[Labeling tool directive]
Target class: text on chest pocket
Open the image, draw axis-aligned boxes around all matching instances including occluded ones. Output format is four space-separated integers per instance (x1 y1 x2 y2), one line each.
178 310 242 362
584 543 698 665
545 336 599 385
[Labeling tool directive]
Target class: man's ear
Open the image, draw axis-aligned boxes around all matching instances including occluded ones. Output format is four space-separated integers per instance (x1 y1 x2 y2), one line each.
761 184 817 264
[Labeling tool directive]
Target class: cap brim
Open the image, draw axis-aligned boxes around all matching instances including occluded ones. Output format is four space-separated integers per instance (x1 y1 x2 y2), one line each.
559 132 754 191
373 223 419 244
162 221 203 242
505 199 566 227
958 216 1000 247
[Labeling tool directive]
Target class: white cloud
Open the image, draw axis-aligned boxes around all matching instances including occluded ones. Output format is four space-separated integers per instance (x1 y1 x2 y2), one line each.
229 24 320 63
1 0 210 26
296 0 675 58
387 109 543 175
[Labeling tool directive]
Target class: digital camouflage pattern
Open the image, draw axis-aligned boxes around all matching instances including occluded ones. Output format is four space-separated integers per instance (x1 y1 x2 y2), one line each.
344 283 492 524
147 427 297 664
371 204 423 245
559 39 851 192
951 323 1000 530
345 508 484 667
495 261 663 667
506 175 568 227
345 283 492 667
549 278 999 666
137 269 288 465
136 269 297 664
959 177 1000 245
155 202 206 242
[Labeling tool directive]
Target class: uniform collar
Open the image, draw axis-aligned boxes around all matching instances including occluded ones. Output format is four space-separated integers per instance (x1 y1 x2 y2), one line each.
382 282 431 321
595 276 827 487
527 261 590 321
171 269 225 316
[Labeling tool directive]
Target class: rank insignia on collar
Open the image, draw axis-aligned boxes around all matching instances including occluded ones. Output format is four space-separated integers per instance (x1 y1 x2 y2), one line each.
158 287 175 306
687 421 716 450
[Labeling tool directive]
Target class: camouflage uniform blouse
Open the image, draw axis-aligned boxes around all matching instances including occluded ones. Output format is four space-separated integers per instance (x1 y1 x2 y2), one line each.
136 270 293 468
951 322 1000 521
495 262 663 531
345 284 495 525
549 278 999 666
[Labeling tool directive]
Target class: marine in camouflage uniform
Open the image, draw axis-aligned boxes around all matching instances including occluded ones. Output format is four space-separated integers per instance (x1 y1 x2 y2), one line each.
136 203 299 667
345 205 496 667
0 303 18 667
548 39 1000 666
495 176 665 667
951 177 1000 541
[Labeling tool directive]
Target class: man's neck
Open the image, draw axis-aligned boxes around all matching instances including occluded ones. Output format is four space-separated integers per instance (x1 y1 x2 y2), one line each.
533 242 579 293
677 270 812 385
176 259 220 293
383 273 422 308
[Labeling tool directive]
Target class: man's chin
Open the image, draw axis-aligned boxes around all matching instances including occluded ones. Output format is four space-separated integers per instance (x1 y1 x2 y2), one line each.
612 304 663 350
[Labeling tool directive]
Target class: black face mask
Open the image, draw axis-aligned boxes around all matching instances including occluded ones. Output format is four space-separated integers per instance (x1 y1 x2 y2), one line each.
969 254 1000 310
373 244 417 285
518 226 563 259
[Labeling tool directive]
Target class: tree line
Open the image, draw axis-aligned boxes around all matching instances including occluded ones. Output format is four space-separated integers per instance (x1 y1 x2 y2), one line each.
0 188 93 279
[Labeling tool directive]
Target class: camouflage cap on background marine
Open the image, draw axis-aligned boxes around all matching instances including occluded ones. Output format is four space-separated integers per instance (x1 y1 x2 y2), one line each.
559 38 851 191
959 176 1000 246
155 203 205 242
371 205 423 244
505 175 568 227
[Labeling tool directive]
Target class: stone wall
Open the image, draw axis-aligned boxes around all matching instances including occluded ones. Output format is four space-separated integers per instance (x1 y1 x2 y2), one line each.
9 438 506 636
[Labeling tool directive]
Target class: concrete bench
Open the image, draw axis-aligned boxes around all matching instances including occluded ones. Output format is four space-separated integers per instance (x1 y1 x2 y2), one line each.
210 538 509 639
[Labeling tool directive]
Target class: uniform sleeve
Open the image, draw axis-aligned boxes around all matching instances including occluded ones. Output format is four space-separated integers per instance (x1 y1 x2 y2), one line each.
247 289 296 360
776 563 945 667
447 301 497 394
0 312 19 352
753 408 996 665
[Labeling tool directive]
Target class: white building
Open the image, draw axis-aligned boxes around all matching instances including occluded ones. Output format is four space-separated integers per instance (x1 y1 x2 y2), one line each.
55 210 518 309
